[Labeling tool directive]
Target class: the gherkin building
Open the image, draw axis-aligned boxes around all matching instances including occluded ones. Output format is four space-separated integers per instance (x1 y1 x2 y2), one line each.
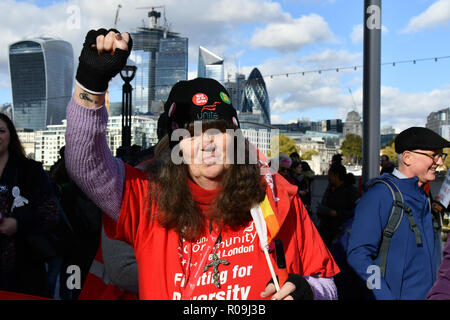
241 68 270 124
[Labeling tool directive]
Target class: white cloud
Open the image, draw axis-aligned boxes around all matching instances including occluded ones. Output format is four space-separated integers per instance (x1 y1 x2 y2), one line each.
379 85 450 130
204 0 289 23
270 114 291 124
299 49 361 68
0 0 292 81
242 53 361 127
402 0 450 33
350 24 389 44
249 14 334 52
253 50 361 115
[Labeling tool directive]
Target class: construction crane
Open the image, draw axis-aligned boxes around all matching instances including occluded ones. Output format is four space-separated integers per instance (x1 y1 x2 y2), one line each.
135 5 167 28
114 4 122 29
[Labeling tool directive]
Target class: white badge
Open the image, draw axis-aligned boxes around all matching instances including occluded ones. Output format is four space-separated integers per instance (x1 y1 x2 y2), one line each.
11 186 29 212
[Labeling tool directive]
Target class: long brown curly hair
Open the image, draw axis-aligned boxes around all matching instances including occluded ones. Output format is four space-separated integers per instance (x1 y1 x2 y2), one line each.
146 120 266 241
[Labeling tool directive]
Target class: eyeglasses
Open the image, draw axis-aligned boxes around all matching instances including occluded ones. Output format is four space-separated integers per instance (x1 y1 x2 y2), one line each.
410 151 447 163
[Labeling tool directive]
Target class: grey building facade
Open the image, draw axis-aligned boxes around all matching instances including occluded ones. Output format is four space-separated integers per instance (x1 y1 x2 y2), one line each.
9 37 73 130
343 110 362 137
426 107 450 140
224 73 246 112
155 37 188 103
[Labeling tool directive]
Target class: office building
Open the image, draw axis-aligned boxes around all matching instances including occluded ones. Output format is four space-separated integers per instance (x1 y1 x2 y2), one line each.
198 46 224 84
17 128 36 159
130 9 187 114
240 128 274 157
426 107 450 140
322 119 343 133
33 115 159 170
155 37 188 103
224 73 246 112
8 37 73 130
241 68 270 125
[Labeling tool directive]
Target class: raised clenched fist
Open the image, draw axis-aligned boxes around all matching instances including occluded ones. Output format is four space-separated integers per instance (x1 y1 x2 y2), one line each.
75 28 133 94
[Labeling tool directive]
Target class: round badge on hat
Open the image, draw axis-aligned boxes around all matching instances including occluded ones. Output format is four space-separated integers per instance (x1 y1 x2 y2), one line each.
220 92 231 104
192 93 208 106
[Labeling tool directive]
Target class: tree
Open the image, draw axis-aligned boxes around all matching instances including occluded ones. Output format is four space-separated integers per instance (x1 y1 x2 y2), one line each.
302 149 319 160
268 134 299 158
341 134 362 164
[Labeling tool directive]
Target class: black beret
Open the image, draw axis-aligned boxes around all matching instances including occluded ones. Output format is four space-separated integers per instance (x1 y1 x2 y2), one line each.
395 127 450 153
163 77 240 149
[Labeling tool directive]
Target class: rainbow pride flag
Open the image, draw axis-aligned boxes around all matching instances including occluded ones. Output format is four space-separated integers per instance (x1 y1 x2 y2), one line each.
259 195 280 244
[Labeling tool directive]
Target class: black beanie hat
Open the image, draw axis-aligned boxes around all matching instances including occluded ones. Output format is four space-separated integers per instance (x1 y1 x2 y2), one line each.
163 77 240 148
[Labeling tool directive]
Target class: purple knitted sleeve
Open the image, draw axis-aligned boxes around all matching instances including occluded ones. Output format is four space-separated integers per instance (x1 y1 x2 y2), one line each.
304 276 338 300
65 98 124 221
426 237 450 300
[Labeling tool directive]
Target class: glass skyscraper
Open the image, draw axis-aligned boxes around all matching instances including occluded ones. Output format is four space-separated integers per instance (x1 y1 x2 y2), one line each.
224 73 246 112
130 9 188 114
241 68 270 125
197 46 224 85
8 37 73 130
155 37 188 103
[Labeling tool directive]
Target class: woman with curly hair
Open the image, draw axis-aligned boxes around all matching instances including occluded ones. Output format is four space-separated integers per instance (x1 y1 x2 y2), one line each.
65 29 339 300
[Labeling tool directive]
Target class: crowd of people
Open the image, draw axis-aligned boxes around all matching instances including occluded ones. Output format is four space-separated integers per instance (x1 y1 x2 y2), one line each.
0 28 449 301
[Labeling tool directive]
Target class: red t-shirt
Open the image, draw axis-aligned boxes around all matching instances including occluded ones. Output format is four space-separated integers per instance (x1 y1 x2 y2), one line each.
114 164 339 300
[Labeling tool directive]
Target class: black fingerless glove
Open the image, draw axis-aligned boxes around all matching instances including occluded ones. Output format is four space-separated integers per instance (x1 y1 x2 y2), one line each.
75 28 133 94
286 274 314 300
268 274 314 300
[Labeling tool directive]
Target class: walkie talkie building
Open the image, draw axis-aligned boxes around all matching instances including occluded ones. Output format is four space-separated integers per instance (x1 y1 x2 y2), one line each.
8 37 73 130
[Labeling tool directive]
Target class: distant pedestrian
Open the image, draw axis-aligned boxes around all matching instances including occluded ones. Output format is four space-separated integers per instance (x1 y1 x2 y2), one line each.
51 151 102 300
427 169 450 300
330 154 343 166
278 154 294 183
317 163 360 248
289 161 312 212
289 152 300 163
0 113 60 297
380 154 394 175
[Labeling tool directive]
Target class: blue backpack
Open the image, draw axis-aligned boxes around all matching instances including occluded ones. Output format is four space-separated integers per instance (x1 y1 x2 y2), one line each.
333 176 423 277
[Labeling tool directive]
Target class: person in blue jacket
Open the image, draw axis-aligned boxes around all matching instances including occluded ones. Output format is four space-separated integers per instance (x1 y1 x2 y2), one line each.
347 127 450 300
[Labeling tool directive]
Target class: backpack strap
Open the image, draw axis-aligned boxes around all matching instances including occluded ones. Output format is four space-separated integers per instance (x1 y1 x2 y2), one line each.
428 189 443 234
369 179 403 277
368 177 422 277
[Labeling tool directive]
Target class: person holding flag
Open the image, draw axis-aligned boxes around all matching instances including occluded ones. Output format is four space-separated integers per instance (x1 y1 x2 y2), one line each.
65 28 339 300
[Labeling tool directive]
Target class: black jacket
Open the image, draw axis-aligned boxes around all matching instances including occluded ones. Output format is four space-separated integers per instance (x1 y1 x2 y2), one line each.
0 155 60 297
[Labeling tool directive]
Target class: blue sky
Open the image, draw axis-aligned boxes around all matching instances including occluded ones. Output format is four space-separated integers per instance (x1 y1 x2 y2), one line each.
1 0 450 131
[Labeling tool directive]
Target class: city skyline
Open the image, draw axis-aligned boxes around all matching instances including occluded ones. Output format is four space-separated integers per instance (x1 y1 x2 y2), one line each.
0 1 450 132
